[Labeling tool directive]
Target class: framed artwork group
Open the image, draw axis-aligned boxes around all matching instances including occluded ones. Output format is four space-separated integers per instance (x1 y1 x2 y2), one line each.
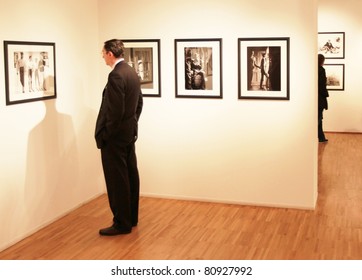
173 37 290 100
3 32 345 106
318 31 346 91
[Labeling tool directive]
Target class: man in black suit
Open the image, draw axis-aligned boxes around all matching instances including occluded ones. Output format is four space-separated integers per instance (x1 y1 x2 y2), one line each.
95 39 143 235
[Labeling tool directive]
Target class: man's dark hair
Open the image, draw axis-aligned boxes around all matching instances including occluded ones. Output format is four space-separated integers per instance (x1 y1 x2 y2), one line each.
104 39 125 58
318 54 325 66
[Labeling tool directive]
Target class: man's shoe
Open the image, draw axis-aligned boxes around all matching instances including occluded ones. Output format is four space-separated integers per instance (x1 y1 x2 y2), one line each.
99 226 131 236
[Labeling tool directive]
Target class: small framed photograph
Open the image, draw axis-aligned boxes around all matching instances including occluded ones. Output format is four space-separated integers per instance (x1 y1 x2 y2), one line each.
175 38 222 98
324 64 345 91
122 39 161 97
4 40 57 105
238 37 290 100
318 32 345 59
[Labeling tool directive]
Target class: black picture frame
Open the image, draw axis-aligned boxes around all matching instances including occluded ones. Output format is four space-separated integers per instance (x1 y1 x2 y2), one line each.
324 64 345 91
122 39 161 97
175 38 222 99
318 32 345 59
4 40 57 105
238 37 290 100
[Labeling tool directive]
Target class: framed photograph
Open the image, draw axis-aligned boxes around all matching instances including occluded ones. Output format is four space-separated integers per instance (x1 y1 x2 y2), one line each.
4 41 57 105
123 39 161 97
238 37 290 100
318 32 345 59
175 38 222 98
324 64 345 91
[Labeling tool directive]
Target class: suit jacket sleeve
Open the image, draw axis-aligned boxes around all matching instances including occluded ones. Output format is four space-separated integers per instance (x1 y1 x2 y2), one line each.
95 72 126 148
104 72 126 141
136 91 143 121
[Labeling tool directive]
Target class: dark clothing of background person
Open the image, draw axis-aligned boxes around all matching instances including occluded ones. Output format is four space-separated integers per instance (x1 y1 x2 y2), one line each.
95 42 143 235
318 54 329 142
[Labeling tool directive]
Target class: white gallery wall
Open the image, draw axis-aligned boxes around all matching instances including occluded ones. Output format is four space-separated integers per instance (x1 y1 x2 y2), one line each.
319 0 362 133
99 0 319 208
0 0 104 251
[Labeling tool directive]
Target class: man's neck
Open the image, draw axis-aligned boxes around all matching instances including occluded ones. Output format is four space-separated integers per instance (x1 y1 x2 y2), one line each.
111 58 124 69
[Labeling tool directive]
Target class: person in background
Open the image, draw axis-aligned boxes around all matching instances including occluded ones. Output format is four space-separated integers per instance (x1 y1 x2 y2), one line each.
95 39 143 235
318 54 329 143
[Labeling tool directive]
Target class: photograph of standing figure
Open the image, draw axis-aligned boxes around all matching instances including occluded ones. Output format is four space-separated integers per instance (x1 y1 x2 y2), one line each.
247 46 281 91
122 39 161 97
124 47 153 86
14 51 49 94
4 40 57 105
238 37 289 100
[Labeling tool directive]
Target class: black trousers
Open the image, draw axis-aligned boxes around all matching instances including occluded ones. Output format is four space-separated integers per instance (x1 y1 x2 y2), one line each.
101 140 139 230
318 109 326 141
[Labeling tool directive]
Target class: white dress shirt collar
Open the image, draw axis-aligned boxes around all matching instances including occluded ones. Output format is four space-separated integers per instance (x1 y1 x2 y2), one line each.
112 58 124 69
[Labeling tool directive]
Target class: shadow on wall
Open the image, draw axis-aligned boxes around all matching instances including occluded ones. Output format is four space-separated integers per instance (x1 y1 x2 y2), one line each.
24 99 79 227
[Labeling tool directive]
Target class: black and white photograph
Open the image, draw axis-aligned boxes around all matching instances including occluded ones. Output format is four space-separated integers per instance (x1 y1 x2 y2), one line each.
238 37 290 100
324 64 345 91
4 41 56 105
123 39 161 97
318 32 345 59
175 38 222 98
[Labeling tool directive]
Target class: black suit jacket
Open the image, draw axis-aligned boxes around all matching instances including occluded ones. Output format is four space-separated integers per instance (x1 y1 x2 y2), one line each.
95 61 143 149
318 65 329 111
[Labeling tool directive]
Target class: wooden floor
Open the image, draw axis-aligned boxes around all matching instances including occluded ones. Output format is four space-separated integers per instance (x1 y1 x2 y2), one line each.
0 132 361 260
